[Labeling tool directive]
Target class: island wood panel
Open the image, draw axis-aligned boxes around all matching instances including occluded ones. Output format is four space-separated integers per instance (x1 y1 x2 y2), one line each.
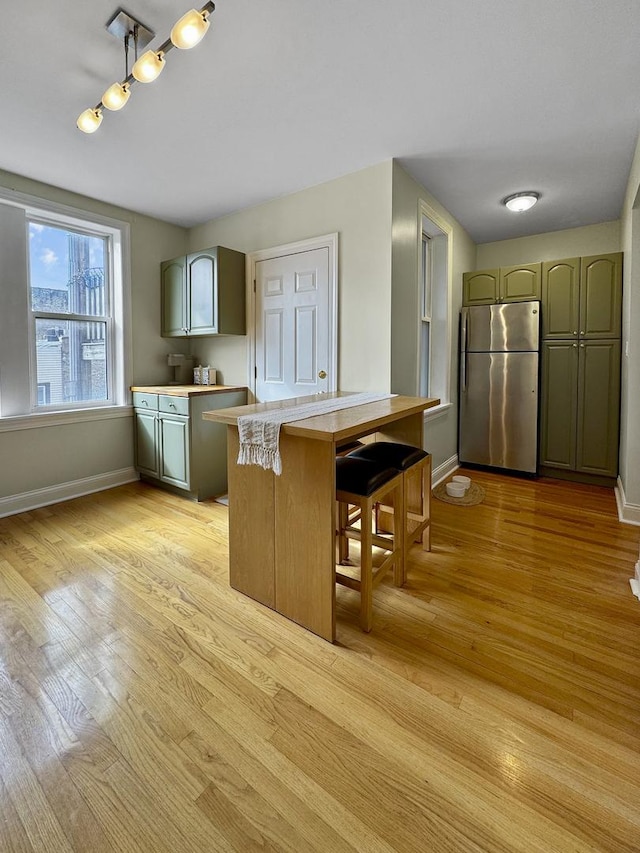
274 432 336 640
227 428 275 608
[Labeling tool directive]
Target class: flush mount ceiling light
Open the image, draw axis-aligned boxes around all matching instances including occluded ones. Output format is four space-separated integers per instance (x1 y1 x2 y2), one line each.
77 3 215 133
502 191 540 213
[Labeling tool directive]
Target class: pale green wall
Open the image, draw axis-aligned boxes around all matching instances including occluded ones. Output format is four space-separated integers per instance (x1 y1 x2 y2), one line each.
0 169 187 500
187 162 393 392
390 162 476 471
476 221 621 268
619 135 640 508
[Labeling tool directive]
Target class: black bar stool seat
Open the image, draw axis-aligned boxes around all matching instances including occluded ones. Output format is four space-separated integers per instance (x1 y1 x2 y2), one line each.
348 441 432 556
335 456 405 632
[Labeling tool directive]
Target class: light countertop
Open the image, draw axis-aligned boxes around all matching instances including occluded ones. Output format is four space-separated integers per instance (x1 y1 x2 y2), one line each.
202 392 440 443
131 384 247 397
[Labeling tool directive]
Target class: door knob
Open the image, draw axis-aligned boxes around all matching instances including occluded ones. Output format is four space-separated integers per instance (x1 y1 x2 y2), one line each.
318 370 327 379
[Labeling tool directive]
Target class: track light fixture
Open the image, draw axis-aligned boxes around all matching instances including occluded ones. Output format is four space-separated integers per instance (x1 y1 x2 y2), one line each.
77 3 215 134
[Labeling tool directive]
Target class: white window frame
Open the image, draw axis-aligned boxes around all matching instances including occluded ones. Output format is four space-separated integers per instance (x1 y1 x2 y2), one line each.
417 199 453 417
0 188 132 431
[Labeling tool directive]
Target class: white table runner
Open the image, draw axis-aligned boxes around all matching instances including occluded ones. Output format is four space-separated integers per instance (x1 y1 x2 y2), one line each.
237 392 393 475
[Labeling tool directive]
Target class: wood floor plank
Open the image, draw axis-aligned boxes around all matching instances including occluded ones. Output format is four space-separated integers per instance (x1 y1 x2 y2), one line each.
0 472 638 852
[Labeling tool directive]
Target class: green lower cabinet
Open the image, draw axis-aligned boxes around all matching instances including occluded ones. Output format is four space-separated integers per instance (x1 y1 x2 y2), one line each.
134 409 160 477
133 388 247 500
540 342 579 469
159 414 190 489
540 339 620 479
576 339 621 476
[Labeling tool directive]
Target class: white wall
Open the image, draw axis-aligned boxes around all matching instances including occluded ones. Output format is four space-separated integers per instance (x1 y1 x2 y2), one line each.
619 135 640 512
390 162 476 471
476 220 621 268
187 162 393 392
0 169 187 503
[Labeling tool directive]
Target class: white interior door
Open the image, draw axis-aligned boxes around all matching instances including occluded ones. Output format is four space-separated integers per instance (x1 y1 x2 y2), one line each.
255 246 334 401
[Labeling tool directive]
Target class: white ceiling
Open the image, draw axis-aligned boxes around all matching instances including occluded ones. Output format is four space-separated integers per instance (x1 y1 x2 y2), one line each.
3 0 640 243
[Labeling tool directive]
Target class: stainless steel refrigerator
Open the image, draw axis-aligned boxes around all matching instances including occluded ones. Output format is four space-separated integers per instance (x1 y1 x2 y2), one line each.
459 301 540 474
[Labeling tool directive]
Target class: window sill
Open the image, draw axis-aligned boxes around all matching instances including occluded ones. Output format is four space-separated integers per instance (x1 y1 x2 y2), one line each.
423 401 452 423
0 404 133 433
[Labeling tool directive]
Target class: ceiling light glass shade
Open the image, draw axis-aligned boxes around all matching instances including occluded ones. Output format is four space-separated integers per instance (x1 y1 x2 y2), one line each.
76 108 103 133
170 9 210 48
503 192 540 213
132 50 166 83
101 82 131 111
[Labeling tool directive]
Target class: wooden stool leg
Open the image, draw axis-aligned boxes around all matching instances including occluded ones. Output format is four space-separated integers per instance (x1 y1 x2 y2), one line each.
338 501 350 563
359 497 373 633
393 477 406 587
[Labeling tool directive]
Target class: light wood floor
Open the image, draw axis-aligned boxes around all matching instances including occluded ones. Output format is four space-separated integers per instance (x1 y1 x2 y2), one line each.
0 470 639 852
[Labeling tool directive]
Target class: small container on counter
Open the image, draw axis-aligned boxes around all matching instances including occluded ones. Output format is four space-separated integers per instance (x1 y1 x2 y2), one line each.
193 365 217 385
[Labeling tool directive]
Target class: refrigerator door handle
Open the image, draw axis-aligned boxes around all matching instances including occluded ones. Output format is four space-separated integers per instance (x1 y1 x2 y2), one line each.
460 309 468 392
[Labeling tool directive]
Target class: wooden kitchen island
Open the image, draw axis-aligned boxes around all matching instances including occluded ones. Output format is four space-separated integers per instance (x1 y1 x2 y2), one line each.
203 393 439 641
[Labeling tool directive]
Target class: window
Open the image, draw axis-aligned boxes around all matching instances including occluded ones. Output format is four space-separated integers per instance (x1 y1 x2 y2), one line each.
418 204 451 407
419 232 432 396
29 222 110 409
0 191 130 421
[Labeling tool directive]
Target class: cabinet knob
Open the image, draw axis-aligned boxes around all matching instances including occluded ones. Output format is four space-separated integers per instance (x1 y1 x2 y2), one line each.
580 331 585 335
318 370 327 379
572 343 577 348
580 343 585 348
573 330 578 335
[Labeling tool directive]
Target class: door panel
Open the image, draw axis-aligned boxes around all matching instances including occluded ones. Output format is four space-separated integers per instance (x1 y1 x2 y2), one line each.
134 410 159 476
161 258 186 337
462 270 499 305
576 340 621 476
255 247 330 401
188 251 217 335
159 415 190 488
264 309 284 383
540 342 578 469
459 351 538 472
541 258 579 339
580 253 622 338
500 263 541 302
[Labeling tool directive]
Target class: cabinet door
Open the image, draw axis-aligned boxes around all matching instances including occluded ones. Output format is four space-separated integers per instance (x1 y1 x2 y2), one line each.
579 253 622 339
541 258 579 339
539 342 578 470
159 414 190 489
576 340 621 476
187 249 218 335
161 257 187 337
462 270 499 305
134 410 159 477
500 263 541 302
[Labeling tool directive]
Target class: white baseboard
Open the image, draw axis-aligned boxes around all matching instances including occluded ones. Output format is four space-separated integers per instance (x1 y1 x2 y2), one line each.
0 467 139 519
432 454 459 488
615 477 640 526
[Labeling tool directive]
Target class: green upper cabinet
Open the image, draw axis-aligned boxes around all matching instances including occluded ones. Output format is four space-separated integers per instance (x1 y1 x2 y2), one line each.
579 253 623 338
499 263 541 302
462 264 540 306
541 253 622 341
161 245 246 337
161 257 187 337
462 269 499 305
541 258 580 339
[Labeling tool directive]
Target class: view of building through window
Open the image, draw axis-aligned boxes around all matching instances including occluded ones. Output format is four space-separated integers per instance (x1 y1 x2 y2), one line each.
29 222 109 407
